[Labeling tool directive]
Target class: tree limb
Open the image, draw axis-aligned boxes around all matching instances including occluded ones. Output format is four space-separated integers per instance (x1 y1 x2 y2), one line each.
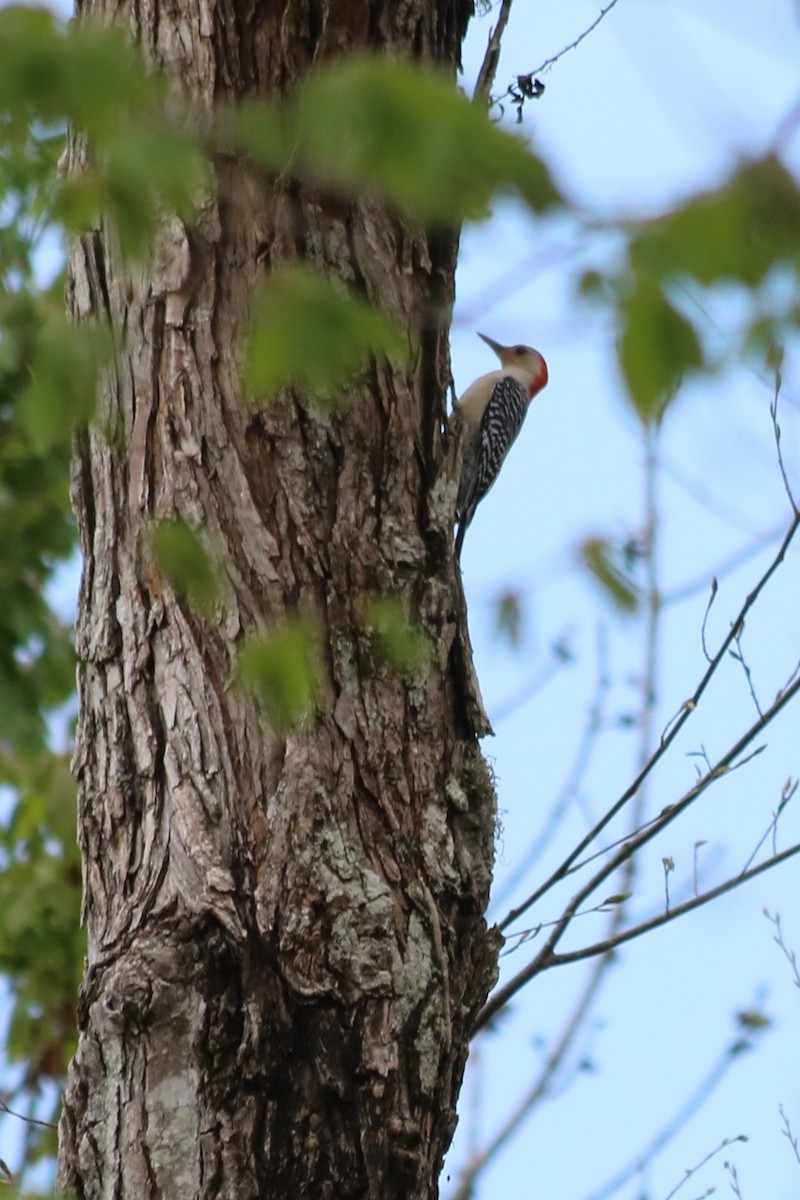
477 829 800 1033
498 508 800 935
473 0 515 108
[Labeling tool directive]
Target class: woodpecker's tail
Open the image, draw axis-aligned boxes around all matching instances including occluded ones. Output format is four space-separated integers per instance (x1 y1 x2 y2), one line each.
454 502 476 562
455 520 467 562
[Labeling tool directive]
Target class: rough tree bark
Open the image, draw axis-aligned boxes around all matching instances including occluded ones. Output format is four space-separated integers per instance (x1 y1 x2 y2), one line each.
57 2 500 1198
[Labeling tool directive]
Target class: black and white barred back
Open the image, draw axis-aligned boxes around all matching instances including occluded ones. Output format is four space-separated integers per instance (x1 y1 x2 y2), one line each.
457 375 530 535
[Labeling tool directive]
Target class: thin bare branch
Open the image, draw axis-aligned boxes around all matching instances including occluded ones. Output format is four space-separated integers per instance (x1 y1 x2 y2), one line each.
543 842 800 970
510 742 760 905
779 1104 800 1167
0 1097 57 1132
664 1134 749 1200
725 1159 744 1200
458 457 664 1187
770 358 799 514
765 910 800 989
485 0 623 120
497 509 800 936
479 666 800 1030
741 778 797 875
487 0 623 119
730 628 763 718
477 841 800 1032
530 0 623 77
700 576 718 664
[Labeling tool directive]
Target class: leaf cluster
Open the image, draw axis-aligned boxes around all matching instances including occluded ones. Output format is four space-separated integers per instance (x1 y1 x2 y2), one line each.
225 57 561 226
586 157 800 422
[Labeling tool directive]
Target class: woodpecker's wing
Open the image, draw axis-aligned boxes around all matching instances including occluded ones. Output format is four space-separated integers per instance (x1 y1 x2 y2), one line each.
457 374 529 525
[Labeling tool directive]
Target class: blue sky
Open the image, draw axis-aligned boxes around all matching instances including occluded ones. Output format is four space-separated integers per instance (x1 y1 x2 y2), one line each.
447 3 800 1198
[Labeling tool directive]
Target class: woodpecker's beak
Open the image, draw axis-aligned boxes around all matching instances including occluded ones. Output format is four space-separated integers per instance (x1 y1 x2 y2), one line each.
479 331 503 352
477 332 505 357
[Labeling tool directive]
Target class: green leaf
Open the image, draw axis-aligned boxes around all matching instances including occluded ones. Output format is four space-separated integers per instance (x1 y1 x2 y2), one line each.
618 279 702 421
106 127 207 255
0 6 153 134
55 126 207 255
0 8 205 257
245 265 404 401
217 99 287 169
238 619 320 730
0 6 69 122
151 520 221 615
362 596 431 677
631 157 800 288
579 537 640 615
18 314 113 451
0 752 84 1086
292 57 561 223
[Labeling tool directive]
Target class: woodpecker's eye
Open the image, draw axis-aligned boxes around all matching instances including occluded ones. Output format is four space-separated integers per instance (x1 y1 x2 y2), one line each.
514 345 527 355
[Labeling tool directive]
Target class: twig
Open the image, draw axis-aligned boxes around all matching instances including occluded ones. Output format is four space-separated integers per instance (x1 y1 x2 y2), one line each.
700 577 718 664
458 448 660 1190
0 1097 57 1132
770 357 799 514
488 0 623 118
663 856 673 914
779 1104 800 1167
536 842 800 971
765 910 800 989
664 1135 748 1200
730 628 763 718
725 1159 744 1199
529 0 623 76
532 742 761 890
740 778 797 876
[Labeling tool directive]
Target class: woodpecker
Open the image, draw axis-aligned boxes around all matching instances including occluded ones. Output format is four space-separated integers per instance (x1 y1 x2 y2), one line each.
452 332 548 560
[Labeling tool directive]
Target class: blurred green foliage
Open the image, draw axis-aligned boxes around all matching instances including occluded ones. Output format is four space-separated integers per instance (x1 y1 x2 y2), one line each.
151 519 221 616
494 589 524 648
223 57 562 224
362 596 432 677
586 156 800 424
579 537 640 615
238 619 322 730
245 266 405 403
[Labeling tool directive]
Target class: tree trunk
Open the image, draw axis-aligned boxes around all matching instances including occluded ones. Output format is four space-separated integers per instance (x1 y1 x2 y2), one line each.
57 2 499 1198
